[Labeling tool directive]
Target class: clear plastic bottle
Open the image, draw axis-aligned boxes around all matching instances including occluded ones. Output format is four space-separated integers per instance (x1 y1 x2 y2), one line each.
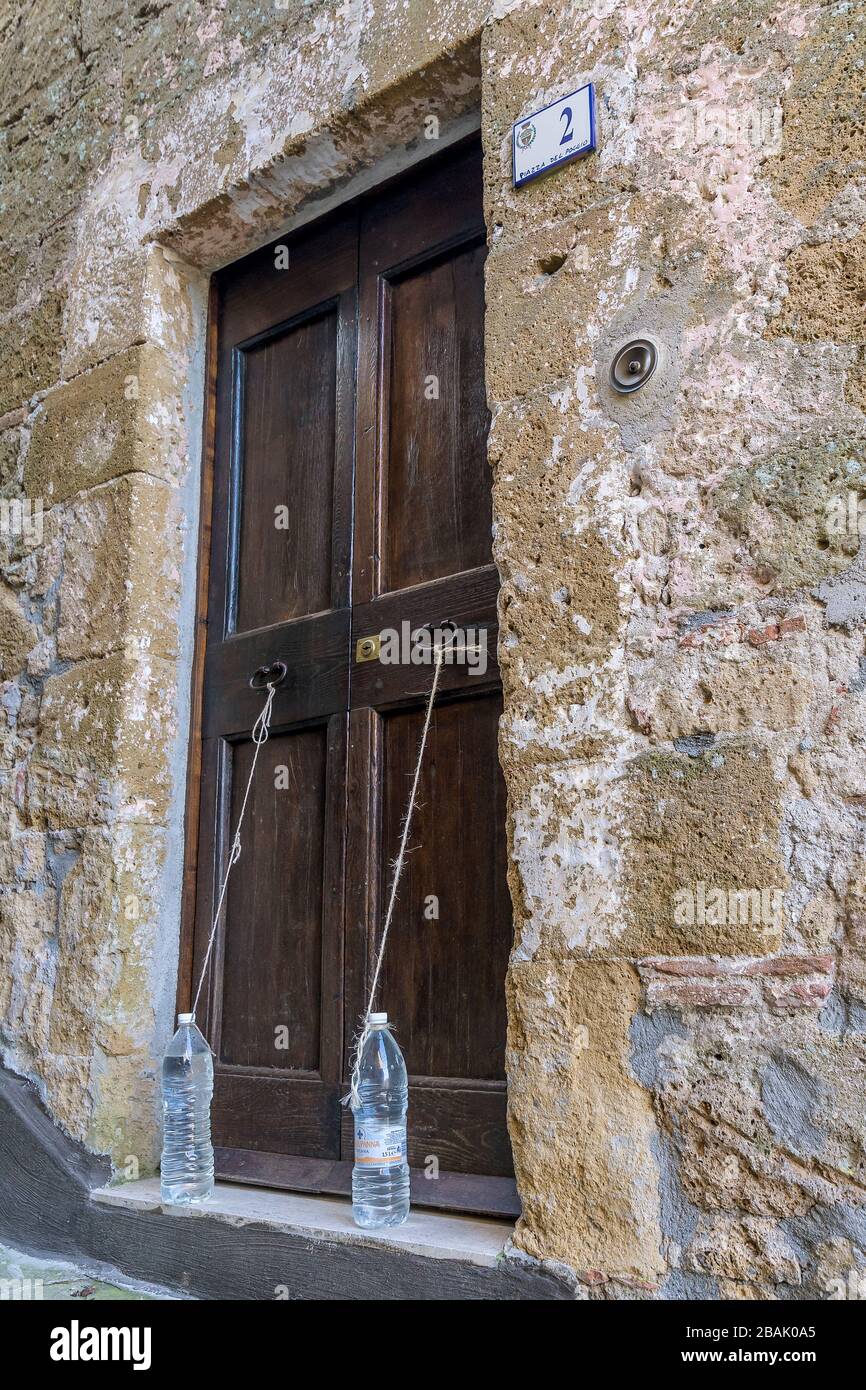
351 1013 410 1228
160 1013 214 1205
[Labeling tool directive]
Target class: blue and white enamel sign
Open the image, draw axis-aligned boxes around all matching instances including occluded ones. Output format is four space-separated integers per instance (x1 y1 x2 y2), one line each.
512 82 596 187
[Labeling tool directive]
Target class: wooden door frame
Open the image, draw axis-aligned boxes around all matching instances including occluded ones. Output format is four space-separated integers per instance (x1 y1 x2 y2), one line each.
175 137 519 1219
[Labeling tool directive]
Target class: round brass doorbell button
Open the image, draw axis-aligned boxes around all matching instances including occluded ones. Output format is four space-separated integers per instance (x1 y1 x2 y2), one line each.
610 338 658 394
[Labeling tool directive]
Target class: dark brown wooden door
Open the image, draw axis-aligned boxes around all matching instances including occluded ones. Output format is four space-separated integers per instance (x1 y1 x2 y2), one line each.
186 141 516 1215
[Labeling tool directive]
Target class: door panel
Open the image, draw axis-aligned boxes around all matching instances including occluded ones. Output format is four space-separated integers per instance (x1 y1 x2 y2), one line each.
342 694 512 1180
211 208 358 637
220 727 328 1070
344 142 515 1201
378 694 509 1081
192 205 358 1164
196 712 348 1160
392 1084 513 1178
234 308 339 632
383 241 491 592
202 609 349 739
349 566 500 710
213 1073 342 1160
353 139 489 607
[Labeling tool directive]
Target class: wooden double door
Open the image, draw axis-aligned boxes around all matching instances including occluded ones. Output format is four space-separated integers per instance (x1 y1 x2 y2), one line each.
184 141 516 1215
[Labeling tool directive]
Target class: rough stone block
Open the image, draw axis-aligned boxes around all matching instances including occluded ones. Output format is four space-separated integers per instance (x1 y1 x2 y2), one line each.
49 826 164 1065
25 761 111 832
769 229 866 344
620 742 787 956
58 474 180 661
713 435 866 596
767 4 866 226
507 758 627 957
507 959 664 1282
685 1215 801 1286
0 291 67 419
36 652 175 820
0 885 56 1054
24 344 183 504
481 5 628 240
627 610 815 739
0 582 36 678
485 208 618 401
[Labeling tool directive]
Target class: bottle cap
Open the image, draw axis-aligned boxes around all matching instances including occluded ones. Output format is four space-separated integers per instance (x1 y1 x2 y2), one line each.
369 1012 388 1024
177 1012 194 1024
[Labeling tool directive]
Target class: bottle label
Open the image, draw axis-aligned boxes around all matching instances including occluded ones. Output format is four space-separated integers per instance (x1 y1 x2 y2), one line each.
354 1119 406 1167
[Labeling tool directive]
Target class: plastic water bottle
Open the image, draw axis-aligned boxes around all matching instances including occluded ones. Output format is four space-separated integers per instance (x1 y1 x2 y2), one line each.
160 1013 214 1204
351 1013 410 1228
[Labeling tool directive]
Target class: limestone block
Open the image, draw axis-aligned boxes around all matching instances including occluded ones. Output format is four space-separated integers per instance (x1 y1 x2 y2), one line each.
769 229 866 345
58 474 180 662
37 1054 94 1148
0 426 23 493
686 1215 801 1286
87 1050 161 1173
507 758 627 957
485 207 619 400
0 293 67 420
766 5 866 226
36 652 175 820
359 4 487 111
481 4 631 240
507 959 664 1282
657 1016 866 1225
0 885 56 1054
49 826 164 1063
713 435 866 596
25 761 111 832
621 742 787 956
840 911 866 1008
627 620 815 740
24 344 183 504
0 830 46 884
0 583 36 678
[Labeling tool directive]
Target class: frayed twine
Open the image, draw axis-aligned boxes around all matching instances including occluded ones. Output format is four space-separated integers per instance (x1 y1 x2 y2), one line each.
341 637 469 1111
190 681 277 1030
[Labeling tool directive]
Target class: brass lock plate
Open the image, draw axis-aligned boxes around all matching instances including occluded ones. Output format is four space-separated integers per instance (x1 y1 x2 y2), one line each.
355 634 381 663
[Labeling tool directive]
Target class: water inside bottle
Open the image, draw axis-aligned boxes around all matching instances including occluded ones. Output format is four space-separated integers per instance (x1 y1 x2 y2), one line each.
351 1013 410 1228
160 1013 214 1205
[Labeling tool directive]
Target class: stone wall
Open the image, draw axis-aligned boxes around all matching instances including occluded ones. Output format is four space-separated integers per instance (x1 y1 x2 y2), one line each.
1 0 864 1299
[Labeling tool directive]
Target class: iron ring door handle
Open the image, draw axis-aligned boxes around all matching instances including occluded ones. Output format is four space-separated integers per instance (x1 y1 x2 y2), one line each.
249 660 288 690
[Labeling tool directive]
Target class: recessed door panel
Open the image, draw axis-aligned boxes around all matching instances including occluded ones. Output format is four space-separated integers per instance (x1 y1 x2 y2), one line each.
383 242 491 592
378 694 509 1082
220 727 328 1071
234 308 338 633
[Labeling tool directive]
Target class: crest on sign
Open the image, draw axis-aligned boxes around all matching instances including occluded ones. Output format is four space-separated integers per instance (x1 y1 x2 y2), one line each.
512 82 596 187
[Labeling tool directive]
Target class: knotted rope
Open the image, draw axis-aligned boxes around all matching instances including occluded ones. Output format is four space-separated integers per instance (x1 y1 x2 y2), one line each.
344 630 472 1111
190 680 278 1024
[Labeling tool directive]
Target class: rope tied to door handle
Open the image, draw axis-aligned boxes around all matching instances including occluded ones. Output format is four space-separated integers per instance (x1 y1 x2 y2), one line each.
187 631 487 1092
189 667 284 1026
343 623 487 1112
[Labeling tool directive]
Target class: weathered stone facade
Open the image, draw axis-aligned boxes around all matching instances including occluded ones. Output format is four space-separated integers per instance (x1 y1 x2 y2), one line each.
1 0 864 1298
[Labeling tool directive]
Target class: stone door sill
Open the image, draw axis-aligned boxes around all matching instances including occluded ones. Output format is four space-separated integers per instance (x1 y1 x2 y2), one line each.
91 1178 513 1268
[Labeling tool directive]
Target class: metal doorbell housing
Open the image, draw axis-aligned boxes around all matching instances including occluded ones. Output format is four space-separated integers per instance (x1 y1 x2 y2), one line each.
609 336 661 394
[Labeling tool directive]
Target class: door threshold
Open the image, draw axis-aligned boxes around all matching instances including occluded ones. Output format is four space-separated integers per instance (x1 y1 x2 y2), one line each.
91 1178 513 1268
215 1146 521 1219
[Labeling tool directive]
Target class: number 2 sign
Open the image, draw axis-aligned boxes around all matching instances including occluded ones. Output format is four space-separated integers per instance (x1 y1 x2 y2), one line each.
512 82 596 188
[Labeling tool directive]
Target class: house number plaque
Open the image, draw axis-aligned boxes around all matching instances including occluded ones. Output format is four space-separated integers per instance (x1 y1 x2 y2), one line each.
512 81 596 188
